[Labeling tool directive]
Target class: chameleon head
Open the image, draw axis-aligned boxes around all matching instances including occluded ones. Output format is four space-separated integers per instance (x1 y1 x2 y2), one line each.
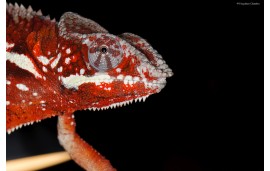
58 12 173 110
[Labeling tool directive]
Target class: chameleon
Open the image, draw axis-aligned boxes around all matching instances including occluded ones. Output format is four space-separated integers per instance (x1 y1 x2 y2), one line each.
6 2 173 171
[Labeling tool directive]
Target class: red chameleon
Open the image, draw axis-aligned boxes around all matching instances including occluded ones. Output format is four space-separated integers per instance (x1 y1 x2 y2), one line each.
6 3 173 171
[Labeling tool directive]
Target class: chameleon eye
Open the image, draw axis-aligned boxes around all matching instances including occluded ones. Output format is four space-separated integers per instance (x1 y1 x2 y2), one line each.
88 35 123 72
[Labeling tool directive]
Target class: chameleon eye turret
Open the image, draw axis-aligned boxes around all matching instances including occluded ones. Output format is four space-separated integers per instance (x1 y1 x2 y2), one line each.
87 34 123 72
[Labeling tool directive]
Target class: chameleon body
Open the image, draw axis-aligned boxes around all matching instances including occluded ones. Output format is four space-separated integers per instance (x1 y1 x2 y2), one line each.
6 3 173 171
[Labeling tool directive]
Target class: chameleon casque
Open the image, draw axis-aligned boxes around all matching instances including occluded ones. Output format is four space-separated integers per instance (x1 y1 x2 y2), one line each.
6 3 173 171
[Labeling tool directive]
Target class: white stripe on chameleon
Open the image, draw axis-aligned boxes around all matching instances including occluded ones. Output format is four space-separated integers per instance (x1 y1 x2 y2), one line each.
6 52 42 78
61 73 165 90
61 73 112 89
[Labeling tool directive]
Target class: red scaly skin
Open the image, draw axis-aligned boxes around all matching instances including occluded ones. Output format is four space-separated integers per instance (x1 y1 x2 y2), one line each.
6 3 173 171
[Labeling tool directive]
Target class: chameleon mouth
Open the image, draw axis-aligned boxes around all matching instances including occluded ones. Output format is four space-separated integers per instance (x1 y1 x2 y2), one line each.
7 119 42 134
88 94 150 111
61 73 167 111
6 94 151 134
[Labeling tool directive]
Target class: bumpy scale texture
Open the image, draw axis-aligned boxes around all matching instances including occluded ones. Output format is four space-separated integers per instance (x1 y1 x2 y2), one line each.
6 3 173 171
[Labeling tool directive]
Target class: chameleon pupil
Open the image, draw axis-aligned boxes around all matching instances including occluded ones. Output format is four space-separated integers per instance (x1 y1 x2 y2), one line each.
101 47 107 53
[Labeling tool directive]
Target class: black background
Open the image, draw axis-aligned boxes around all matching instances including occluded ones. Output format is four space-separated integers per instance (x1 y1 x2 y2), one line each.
6 0 263 171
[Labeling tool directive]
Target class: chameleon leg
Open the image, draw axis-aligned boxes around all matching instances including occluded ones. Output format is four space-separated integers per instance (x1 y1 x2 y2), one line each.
57 113 116 171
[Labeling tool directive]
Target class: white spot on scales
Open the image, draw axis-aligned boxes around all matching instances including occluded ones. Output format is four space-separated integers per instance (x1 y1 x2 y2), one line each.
116 68 121 73
42 66 48 72
66 48 71 54
58 66 63 72
65 57 71 64
104 87 112 91
16 84 29 91
80 68 85 75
